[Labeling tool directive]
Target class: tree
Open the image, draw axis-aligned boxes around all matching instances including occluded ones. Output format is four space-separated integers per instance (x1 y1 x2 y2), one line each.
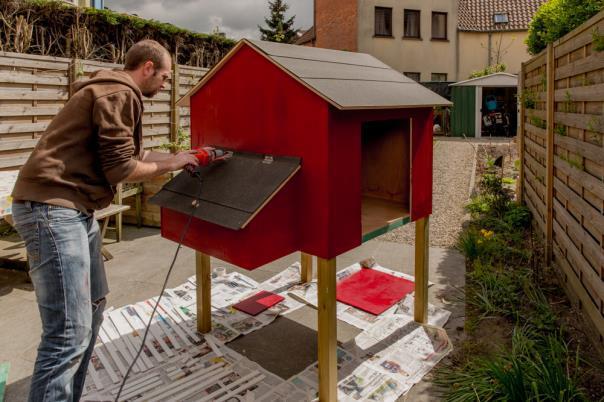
526 0 604 55
258 0 297 43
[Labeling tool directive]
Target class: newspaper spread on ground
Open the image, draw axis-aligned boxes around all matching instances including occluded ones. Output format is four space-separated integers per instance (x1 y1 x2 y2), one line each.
82 264 305 400
82 261 452 401
287 263 449 330
82 339 297 401
288 320 452 402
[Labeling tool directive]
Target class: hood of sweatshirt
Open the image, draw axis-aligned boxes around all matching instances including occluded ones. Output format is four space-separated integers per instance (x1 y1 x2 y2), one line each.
72 69 143 102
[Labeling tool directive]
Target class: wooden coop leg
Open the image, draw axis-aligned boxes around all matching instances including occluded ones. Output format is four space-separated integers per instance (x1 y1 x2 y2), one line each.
414 216 430 323
317 257 337 401
301 252 313 282
196 251 212 333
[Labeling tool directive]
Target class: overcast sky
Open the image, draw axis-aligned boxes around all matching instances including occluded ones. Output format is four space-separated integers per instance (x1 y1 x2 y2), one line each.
104 0 313 40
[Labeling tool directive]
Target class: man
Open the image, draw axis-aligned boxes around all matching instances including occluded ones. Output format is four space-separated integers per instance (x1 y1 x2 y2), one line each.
10 39 199 401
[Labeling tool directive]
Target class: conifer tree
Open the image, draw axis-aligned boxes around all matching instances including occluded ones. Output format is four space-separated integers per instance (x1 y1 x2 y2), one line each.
258 0 297 43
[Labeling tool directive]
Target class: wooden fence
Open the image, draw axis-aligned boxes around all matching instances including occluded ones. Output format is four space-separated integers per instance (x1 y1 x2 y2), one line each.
0 51 207 225
519 11 604 343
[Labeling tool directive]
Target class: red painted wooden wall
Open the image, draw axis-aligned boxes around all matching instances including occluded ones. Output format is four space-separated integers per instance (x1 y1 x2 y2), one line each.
161 42 433 269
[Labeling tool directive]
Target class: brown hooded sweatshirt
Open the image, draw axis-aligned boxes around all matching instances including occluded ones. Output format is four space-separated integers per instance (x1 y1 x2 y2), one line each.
12 70 144 214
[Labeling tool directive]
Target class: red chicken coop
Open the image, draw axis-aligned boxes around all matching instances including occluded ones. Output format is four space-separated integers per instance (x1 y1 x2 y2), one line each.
152 39 450 401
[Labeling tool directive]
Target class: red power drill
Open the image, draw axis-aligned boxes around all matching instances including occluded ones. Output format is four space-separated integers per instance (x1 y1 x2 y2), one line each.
193 147 233 166
186 147 233 177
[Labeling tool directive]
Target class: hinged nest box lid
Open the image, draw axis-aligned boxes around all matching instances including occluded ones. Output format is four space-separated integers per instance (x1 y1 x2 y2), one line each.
177 39 452 110
150 152 301 230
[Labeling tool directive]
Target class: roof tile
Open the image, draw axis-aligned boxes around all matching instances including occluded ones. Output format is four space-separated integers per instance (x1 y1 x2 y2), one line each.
458 0 546 32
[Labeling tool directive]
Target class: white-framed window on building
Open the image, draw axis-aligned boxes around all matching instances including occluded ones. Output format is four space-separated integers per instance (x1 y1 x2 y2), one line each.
493 12 509 24
431 12 447 40
431 73 448 82
375 7 393 37
404 9 421 38
404 72 421 82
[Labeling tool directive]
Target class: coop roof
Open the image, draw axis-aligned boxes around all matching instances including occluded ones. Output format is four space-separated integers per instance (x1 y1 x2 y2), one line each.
178 39 451 110
450 72 518 87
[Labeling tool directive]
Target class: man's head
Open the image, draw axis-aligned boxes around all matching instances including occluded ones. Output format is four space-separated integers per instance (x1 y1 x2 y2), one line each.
124 40 172 98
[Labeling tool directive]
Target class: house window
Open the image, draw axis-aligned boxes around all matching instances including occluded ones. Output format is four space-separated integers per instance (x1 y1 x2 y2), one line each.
404 10 421 38
493 12 509 24
375 7 393 37
404 72 421 82
431 73 447 82
431 12 447 40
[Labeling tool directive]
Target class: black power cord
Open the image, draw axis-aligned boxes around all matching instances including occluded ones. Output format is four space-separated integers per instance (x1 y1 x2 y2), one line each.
114 172 203 402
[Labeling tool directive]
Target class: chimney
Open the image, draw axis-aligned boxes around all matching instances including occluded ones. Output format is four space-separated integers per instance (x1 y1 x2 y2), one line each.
314 0 358 51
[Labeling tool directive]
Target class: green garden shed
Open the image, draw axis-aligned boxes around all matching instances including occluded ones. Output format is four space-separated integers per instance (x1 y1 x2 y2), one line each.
450 73 518 137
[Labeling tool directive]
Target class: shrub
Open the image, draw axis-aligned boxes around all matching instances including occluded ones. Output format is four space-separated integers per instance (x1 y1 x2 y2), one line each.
526 0 604 55
503 204 532 229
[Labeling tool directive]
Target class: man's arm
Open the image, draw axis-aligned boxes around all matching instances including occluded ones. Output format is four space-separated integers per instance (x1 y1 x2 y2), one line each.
124 151 198 182
140 149 197 163
93 91 199 184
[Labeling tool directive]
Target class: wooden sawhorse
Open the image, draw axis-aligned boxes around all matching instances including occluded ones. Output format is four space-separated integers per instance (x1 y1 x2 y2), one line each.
94 203 130 261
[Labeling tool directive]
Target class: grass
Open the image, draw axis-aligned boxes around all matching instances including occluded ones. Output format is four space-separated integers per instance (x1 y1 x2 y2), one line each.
436 328 587 402
436 161 593 402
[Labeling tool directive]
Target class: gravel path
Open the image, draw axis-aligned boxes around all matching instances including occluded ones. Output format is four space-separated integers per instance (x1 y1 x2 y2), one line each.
380 138 476 248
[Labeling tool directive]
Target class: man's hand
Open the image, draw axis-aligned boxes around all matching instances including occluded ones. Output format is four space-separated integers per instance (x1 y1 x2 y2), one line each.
123 150 199 183
170 150 199 171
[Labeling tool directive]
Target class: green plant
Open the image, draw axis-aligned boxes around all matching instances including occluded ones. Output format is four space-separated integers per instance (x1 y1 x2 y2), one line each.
436 329 589 402
502 177 515 185
0 0 235 66
556 124 568 136
160 128 190 152
457 229 481 262
466 260 524 317
540 73 547 91
593 27 604 51
466 195 491 215
503 204 532 229
586 115 601 132
567 156 584 170
563 91 576 113
526 0 604 55
523 90 537 109
530 115 547 129
469 63 507 78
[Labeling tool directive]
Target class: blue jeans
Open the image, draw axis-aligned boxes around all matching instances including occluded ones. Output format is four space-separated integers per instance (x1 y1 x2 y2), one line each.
11 201 109 402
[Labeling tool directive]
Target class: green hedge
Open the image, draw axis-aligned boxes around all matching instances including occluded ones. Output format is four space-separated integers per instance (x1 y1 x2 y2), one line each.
0 0 235 67
526 0 604 55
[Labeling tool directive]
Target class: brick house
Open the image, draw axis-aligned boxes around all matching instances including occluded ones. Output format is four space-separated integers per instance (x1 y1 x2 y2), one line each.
297 0 545 82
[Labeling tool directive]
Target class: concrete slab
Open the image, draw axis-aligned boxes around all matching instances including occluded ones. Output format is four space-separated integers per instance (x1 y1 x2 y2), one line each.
0 225 465 401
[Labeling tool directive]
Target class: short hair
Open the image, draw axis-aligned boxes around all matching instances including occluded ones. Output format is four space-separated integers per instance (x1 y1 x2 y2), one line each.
124 40 170 71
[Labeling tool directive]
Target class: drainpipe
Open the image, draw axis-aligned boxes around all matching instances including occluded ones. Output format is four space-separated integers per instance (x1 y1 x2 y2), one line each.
313 0 317 46
455 29 460 81
487 32 492 66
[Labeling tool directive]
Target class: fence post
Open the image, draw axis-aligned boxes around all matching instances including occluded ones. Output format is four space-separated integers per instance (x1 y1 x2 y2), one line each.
68 58 81 98
545 43 555 265
170 54 180 150
518 62 525 203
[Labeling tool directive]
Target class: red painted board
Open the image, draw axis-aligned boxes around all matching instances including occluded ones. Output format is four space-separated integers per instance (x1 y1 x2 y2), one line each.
411 109 433 220
189 44 335 259
160 173 299 270
232 290 285 316
336 269 415 315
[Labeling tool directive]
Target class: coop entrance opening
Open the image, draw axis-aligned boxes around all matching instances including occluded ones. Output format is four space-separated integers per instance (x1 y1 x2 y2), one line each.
361 119 411 240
